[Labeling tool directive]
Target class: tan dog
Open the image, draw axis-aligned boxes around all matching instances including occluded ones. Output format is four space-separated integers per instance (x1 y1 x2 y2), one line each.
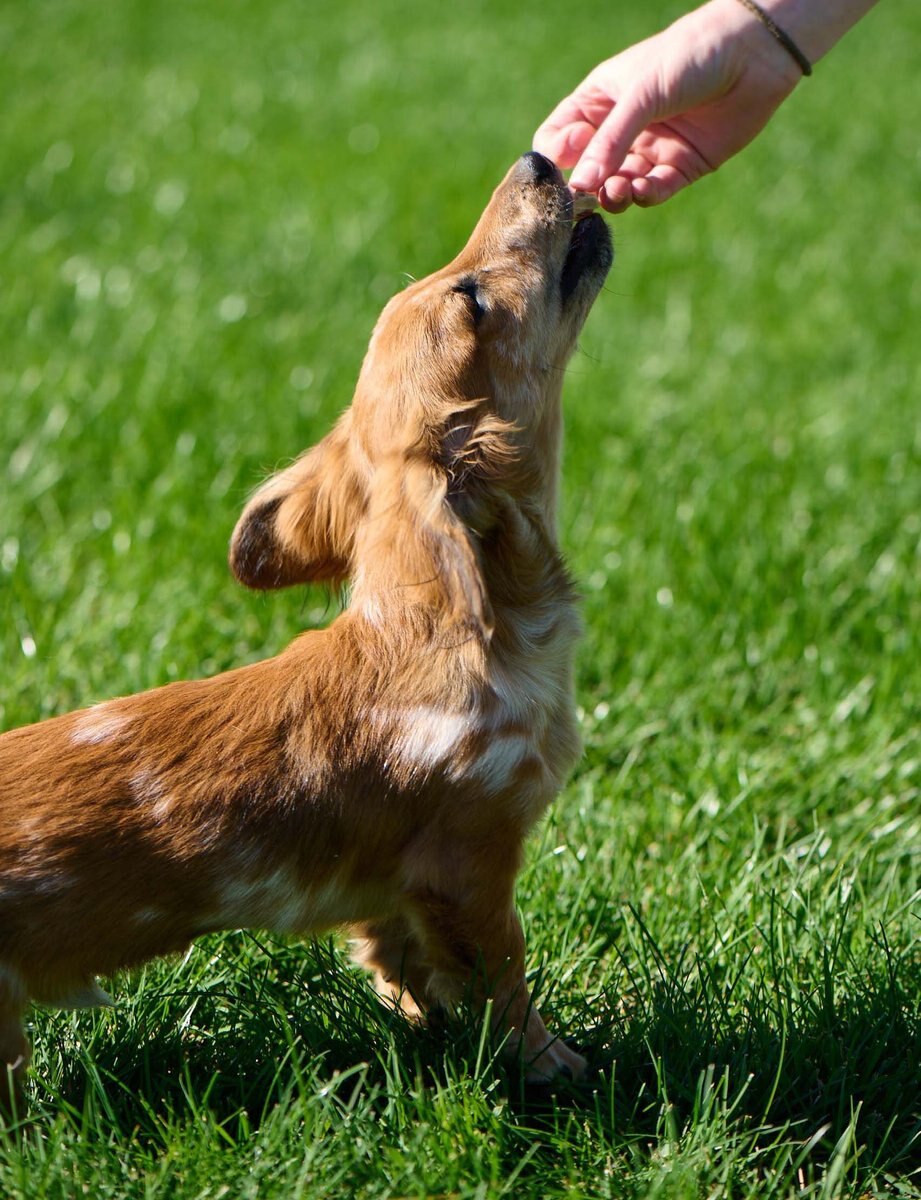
0 152 612 1111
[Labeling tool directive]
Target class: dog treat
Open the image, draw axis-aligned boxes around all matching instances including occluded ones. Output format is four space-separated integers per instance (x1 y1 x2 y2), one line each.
571 189 598 218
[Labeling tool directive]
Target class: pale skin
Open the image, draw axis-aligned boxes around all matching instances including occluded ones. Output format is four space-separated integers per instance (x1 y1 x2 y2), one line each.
533 0 880 212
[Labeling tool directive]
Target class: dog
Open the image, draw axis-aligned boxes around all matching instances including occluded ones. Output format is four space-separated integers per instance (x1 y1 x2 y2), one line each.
0 151 612 1111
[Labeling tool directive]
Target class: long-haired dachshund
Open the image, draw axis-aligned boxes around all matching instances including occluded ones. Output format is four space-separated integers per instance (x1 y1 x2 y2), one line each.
0 151 612 1111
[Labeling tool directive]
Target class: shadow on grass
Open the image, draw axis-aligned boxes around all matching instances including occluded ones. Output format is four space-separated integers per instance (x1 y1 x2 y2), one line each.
22 929 921 1183
517 932 921 1182
30 936 461 1128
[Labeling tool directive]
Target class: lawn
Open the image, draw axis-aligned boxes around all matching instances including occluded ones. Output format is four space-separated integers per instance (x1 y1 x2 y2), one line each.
1 0 919 1195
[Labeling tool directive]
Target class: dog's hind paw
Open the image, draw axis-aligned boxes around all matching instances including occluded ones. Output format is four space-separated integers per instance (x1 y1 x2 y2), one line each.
524 1036 587 1084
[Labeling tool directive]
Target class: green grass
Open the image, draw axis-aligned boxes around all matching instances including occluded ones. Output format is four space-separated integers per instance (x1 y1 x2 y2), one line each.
1 0 920 1195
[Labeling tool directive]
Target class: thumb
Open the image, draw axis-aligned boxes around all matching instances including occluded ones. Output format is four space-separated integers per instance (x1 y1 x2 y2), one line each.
533 92 600 169
568 92 655 192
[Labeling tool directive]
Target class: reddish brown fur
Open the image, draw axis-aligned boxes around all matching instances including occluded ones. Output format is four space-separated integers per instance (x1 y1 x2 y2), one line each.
0 153 612 1112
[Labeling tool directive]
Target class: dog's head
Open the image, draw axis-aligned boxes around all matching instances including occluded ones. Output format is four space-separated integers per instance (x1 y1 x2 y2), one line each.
230 153 612 633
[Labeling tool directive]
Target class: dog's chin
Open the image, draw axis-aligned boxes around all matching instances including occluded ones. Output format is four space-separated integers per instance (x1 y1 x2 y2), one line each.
560 213 612 306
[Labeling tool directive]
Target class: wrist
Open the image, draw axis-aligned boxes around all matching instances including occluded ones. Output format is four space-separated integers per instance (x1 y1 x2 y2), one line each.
751 0 878 63
703 0 804 93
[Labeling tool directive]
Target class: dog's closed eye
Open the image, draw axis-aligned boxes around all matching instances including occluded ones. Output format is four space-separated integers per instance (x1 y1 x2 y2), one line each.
451 277 486 323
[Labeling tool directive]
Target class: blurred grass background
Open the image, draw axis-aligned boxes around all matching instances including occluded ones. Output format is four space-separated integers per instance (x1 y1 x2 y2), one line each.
1 0 919 1196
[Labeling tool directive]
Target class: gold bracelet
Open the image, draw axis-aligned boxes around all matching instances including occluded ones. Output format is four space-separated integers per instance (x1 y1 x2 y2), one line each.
735 0 813 76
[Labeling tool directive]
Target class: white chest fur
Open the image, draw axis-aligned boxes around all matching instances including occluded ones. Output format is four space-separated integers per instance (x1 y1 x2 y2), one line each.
378 596 581 812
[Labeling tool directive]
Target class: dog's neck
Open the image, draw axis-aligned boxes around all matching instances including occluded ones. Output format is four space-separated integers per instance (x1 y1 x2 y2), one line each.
349 478 572 642
346 384 571 649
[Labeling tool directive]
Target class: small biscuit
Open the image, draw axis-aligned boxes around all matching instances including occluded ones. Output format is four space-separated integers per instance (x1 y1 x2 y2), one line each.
571 190 598 218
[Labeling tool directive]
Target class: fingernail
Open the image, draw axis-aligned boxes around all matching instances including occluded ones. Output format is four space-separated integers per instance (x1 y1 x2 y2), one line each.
570 162 600 191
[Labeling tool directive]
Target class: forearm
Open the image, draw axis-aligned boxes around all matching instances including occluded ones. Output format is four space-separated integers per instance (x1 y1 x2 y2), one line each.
756 0 880 63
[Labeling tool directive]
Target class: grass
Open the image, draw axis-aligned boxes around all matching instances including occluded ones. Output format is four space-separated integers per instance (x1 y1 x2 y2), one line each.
1 0 920 1194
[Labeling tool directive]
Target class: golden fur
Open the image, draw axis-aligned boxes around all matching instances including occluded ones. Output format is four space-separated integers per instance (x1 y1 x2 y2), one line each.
0 152 612 1110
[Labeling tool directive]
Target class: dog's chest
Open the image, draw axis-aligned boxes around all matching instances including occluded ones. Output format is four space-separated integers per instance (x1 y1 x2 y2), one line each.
486 600 582 777
377 601 580 814
392 601 582 823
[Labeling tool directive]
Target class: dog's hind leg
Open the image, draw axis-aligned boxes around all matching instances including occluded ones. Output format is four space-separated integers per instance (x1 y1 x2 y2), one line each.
0 966 30 1121
350 916 432 1019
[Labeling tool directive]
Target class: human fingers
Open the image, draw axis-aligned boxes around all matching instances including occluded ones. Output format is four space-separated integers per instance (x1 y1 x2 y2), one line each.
598 124 717 210
594 149 656 213
598 166 688 214
597 176 634 214
568 92 654 192
629 163 693 208
533 120 599 171
533 92 610 169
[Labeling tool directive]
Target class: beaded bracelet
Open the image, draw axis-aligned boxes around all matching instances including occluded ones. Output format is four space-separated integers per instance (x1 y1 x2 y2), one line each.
735 0 813 76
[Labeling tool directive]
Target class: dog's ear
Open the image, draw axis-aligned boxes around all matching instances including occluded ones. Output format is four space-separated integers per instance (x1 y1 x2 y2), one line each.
230 415 367 589
363 452 494 641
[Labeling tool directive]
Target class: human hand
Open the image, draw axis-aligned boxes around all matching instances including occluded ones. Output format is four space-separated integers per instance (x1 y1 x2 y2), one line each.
533 0 803 212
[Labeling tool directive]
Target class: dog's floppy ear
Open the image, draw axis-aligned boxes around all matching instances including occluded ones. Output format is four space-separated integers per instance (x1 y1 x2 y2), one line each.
230 415 367 589
363 451 494 641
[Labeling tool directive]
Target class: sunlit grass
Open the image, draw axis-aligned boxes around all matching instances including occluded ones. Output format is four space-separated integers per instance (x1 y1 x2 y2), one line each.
1 0 919 1195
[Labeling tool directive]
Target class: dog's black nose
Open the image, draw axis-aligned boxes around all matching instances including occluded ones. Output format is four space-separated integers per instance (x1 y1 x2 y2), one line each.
519 150 562 183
